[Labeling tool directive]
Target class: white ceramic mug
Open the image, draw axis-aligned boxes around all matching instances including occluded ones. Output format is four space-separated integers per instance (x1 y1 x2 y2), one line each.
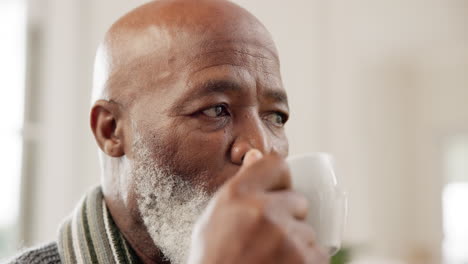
287 153 347 256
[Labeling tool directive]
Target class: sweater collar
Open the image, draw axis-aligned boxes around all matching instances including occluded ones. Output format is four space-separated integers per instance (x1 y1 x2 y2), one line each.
57 186 141 264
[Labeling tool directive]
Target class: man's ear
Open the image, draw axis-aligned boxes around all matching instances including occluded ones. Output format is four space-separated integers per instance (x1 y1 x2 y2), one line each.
90 100 125 157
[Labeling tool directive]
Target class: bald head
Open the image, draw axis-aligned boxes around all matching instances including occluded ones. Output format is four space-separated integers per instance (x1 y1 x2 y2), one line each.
92 0 278 104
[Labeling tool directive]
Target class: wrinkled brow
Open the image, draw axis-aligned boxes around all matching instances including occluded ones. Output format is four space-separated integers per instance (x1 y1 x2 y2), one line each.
172 79 288 112
191 79 287 104
189 79 243 99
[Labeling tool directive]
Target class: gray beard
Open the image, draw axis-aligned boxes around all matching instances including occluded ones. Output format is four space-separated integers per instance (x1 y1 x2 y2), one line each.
132 134 210 264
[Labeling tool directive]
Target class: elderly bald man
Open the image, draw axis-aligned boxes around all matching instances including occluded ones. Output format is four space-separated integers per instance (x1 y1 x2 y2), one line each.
7 0 329 263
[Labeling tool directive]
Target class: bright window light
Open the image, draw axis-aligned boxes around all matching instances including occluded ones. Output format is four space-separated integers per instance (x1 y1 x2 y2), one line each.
0 0 26 258
443 136 468 264
443 183 468 263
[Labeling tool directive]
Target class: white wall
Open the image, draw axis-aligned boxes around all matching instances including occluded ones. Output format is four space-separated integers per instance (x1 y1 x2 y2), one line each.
22 0 468 263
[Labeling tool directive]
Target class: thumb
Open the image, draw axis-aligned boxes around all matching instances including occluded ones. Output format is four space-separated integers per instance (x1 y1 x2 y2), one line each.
242 149 263 168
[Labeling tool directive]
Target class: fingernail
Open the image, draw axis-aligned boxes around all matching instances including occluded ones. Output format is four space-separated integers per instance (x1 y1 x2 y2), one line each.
244 149 263 165
251 149 263 159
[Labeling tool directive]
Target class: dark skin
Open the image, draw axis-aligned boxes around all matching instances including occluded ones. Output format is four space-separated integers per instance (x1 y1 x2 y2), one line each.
90 0 328 263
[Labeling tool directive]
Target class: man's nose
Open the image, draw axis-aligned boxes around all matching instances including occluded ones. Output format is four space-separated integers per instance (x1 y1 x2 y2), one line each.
230 117 270 165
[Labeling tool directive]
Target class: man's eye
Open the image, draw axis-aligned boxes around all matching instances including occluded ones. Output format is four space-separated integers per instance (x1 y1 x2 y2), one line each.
201 104 229 118
265 112 287 127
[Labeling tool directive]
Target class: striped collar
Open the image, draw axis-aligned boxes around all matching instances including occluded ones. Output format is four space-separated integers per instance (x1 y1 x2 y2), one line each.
57 186 141 264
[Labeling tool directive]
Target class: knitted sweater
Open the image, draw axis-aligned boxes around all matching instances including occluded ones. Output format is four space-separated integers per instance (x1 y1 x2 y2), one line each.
5 242 61 264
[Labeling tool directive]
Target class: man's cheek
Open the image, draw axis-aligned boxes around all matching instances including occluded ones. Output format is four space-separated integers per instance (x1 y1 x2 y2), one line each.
183 133 227 166
178 131 232 183
180 126 231 154
275 134 289 157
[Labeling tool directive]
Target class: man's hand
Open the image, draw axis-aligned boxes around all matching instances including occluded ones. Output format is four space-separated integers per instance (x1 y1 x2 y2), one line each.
187 150 329 264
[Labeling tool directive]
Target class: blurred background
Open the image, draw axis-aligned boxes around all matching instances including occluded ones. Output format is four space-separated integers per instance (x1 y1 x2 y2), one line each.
1 0 467 263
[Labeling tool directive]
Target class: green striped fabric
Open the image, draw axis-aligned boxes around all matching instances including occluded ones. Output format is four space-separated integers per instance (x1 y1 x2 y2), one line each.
57 186 141 264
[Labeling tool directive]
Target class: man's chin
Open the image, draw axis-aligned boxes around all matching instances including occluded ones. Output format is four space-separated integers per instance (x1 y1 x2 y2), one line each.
135 170 210 264
139 195 209 264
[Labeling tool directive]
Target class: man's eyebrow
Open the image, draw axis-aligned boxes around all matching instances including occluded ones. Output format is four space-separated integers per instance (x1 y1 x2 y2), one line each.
192 80 288 107
173 79 288 112
171 80 241 112
195 79 242 97
263 89 289 108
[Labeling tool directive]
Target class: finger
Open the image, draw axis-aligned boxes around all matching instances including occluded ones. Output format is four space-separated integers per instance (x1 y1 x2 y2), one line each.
241 149 263 169
233 153 292 192
266 191 309 220
289 221 317 246
288 221 329 264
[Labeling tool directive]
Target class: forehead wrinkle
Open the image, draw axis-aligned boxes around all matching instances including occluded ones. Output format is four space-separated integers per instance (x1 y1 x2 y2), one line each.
186 38 279 66
188 46 277 65
187 49 280 82
187 49 278 76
